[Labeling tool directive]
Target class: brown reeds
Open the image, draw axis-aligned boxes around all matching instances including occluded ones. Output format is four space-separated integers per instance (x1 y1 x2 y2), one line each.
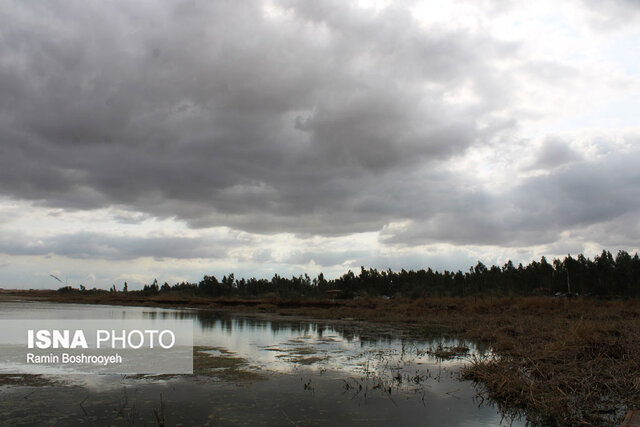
458 299 640 425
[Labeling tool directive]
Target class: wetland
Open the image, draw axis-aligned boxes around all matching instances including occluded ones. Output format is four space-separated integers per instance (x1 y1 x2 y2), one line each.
0 300 517 426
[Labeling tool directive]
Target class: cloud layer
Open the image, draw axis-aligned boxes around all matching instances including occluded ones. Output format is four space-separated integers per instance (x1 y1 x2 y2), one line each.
0 1 520 234
0 0 639 287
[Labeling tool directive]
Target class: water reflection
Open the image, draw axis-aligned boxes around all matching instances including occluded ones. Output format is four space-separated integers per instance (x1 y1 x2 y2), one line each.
189 309 492 380
0 301 521 426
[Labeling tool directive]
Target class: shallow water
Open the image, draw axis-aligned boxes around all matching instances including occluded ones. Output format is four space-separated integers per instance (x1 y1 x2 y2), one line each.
0 301 523 426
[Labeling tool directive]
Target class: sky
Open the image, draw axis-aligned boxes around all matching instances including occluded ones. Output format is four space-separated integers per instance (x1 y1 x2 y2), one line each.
1 0 639 289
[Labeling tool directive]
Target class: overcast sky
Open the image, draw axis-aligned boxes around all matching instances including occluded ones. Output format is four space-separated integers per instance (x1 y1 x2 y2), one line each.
1 0 639 289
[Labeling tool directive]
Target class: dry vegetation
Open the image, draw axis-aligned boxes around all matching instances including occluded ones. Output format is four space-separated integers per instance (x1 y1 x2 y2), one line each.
0 374 58 387
454 298 640 425
192 346 265 381
4 290 639 425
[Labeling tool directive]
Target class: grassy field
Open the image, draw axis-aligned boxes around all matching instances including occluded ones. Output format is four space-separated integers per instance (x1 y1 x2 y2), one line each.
2 290 639 425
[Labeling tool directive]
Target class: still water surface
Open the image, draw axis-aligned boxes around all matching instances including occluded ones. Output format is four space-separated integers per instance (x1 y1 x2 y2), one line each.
0 301 522 426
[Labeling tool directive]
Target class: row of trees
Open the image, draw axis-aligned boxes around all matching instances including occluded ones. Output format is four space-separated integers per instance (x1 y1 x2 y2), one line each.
61 250 640 298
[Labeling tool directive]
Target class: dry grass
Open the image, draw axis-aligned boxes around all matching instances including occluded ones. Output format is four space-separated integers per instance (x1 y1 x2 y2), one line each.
427 345 470 360
0 374 57 387
458 300 640 426
192 346 265 381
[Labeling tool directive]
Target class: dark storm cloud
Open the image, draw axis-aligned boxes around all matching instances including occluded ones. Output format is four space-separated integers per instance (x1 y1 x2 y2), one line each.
514 150 640 229
1 0 637 253
526 137 583 170
0 231 232 260
0 0 519 236
383 146 640 246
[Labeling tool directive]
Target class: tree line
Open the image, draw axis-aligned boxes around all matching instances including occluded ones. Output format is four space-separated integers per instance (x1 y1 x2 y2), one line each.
58 250 640 298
